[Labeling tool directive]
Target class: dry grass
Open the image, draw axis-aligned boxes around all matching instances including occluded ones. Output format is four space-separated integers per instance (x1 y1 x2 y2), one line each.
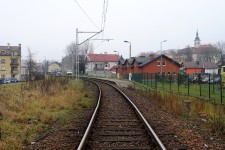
0 77 94 149
135 86 225 135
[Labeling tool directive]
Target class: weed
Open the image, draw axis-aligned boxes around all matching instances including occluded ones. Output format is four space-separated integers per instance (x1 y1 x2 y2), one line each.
210 116 225 135
0 78 96 149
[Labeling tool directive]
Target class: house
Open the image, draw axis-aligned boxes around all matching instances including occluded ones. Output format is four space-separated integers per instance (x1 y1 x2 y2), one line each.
117 54 181 78
0 43 21 80
86 53 119 77
48 62 61 74
182 61 218 74
139 54 180 76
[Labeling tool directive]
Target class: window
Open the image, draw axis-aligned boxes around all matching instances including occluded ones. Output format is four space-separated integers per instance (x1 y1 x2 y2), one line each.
1 66 6 71
162 61 166 66
11 59 17 64
1 74 5 78
11 67 17 71
163 72 166 75
1 59 5 64
168 72 171 75
173 72 176 75
1 51 6 55
157 61 161 66
12 51 18 56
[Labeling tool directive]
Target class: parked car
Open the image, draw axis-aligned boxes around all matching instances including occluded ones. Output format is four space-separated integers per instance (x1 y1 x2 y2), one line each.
4 79 11 84
210 76 221 84
0 79 4 84
201 77 209 84
10 78 18 83
191 76 202 83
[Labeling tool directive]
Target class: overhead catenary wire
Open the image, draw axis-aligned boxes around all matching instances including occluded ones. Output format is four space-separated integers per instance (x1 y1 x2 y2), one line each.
74 0 100 30
73 0 111 53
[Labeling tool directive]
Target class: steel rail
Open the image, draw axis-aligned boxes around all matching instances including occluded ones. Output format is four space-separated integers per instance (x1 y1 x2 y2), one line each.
108 82 166 150
77 80 102 150
78 78 166 150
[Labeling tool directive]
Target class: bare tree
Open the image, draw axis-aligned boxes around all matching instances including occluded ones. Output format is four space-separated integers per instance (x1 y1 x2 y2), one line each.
25 48 37 81
137 51 155 57
184 46 193 61
63 41 94 74
215 41 225 66
64 41 94 56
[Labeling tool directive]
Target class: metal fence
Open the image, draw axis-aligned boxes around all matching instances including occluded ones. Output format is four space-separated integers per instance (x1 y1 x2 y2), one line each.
127 73 224 104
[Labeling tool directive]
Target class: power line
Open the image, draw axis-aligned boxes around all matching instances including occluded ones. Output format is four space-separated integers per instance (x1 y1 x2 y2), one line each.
74 0 100 30
101 0 106 30
101 0 109 38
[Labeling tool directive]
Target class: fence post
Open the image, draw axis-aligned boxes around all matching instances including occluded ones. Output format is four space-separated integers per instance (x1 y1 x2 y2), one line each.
209 74 211 99
178 74 180 93
162 74 164 90
151 73 152 87
199 74 202 97
147 73 149 86
188 74 190 95
144 73 147 85
220 74 223 104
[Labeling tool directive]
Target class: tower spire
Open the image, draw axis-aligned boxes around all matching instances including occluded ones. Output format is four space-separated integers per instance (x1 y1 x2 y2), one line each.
194 29 201 48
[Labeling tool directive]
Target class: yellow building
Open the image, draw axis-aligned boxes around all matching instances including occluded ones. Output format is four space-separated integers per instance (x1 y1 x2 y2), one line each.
0 43 21 80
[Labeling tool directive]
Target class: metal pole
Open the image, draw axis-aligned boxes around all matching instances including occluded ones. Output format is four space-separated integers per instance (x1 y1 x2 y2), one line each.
129 43 131 60
76 28 79 81
160 42 162 76
209 74 211 99
220 74 223 104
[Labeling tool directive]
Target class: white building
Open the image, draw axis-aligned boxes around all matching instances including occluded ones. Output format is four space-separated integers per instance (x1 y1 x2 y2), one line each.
86 53 119 77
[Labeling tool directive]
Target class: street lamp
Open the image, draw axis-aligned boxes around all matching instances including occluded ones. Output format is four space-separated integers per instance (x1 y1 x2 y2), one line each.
113 50 119 56
124 41 131 59
160 40 167 76
124 40 132 81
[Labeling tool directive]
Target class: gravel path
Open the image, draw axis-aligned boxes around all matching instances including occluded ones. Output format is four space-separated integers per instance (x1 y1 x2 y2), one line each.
118 86 225 149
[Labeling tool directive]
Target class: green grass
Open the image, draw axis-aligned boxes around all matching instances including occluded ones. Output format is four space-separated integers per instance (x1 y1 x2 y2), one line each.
135 80 224 104
134 80 225 135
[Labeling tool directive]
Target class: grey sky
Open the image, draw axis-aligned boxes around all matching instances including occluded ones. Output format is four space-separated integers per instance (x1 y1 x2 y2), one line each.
1 0 225 61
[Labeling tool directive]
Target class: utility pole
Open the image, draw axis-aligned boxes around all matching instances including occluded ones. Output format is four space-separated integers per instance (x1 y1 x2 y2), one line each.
74 28 107 82
76 28 79 81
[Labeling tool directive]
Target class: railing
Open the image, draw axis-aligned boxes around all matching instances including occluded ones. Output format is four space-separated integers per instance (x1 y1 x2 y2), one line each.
10 63 19 66
11 70 18 74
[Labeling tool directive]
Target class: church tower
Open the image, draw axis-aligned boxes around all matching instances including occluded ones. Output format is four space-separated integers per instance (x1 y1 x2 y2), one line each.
194 30 201 48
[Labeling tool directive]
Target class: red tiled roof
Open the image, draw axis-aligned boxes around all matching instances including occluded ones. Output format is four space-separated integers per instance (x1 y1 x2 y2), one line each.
88 54 119 62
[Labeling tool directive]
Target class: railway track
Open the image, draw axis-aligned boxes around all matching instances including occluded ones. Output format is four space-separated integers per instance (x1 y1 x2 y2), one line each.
78 79 166 150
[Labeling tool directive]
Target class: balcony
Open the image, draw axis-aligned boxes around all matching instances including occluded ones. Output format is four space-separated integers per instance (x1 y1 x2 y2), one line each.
11 55 19 59
11 70 18 74
10 63 19 66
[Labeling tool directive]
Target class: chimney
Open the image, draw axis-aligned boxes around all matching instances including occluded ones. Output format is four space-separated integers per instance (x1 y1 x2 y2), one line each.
149 54 155 59
7 43 10 50
18 43 21 47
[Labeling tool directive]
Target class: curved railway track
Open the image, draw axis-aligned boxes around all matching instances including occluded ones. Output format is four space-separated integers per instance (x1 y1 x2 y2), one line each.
78 79 166 150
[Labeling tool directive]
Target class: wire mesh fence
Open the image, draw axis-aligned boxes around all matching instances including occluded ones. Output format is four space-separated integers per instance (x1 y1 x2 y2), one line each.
128 73 224 104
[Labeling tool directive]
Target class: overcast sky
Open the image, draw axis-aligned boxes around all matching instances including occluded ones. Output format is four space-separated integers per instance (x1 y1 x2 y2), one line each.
1 0 225 62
